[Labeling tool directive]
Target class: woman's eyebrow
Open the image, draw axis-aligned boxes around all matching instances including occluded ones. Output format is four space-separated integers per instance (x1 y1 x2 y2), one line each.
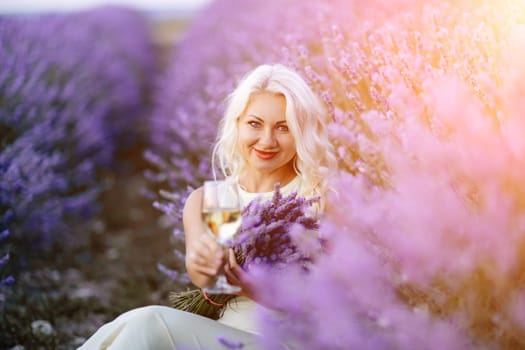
246 115 264 122
246 115 287 124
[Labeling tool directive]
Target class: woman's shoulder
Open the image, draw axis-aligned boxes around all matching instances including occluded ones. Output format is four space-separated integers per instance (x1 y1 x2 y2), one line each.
183 186 203 213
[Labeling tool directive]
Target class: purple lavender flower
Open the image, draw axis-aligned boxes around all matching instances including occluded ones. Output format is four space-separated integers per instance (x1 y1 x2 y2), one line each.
217 336 244 349
157 262 190 285
0 230 9 242
0 253 9 267
1 275 15 287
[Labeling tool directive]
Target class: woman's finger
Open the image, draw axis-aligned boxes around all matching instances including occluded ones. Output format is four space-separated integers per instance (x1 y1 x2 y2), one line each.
193 233 223 258
228 249 238 267
186 248 223 278
187 250 221 276
228 249 244 276
199 233 221 254
225 250 256 298
224 264 241 286
195 263 221 277
226 249 245 283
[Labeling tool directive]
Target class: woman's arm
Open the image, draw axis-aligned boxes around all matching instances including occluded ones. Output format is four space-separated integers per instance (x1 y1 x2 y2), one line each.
183 187 225 288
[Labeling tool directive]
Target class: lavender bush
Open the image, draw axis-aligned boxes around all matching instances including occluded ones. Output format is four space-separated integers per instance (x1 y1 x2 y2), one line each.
0 7 155 267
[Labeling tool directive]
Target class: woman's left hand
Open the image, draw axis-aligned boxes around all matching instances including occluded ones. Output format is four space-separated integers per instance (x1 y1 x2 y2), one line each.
224 249 256 299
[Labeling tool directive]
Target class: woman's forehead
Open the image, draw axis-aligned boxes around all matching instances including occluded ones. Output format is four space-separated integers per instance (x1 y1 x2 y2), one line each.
242 92 287 121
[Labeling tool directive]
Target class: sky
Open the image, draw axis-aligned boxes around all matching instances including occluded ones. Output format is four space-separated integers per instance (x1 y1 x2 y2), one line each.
0 0 212 15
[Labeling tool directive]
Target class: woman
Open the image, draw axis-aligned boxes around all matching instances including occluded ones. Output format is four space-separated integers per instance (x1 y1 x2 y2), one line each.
78 63 337 350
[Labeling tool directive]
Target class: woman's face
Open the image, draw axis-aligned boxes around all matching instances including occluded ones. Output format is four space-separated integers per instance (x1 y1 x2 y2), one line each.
237 92 297 177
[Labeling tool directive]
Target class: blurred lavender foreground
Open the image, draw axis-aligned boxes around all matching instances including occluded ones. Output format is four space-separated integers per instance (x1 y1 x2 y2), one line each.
0 7 170 349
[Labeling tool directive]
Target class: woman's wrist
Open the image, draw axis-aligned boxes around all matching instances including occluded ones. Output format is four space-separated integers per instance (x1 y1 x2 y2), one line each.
187 268 218 289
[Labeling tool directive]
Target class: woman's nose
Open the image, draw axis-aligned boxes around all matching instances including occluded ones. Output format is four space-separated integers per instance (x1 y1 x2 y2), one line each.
259 128 276 147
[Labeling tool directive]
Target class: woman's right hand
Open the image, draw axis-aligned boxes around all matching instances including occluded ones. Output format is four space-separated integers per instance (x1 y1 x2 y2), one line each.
183 187 228 288
185 233 225 282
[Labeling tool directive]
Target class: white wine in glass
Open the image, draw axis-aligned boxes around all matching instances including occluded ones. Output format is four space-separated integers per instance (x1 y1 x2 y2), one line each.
202 209 242 244
201 180 242 294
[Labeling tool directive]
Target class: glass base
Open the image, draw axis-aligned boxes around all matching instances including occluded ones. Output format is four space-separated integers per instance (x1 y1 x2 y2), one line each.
203 275 241 295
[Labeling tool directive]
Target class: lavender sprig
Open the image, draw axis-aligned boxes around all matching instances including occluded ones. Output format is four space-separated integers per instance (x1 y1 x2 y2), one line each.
217 336 244 349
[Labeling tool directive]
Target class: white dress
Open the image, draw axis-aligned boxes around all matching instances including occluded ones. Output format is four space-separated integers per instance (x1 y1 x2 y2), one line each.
78 177 303 350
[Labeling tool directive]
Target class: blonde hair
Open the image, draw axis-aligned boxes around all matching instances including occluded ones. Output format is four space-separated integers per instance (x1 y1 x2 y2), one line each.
212 64 337 209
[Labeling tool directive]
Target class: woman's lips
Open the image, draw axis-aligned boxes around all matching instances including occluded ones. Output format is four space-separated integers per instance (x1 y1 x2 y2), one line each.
254 149 278 160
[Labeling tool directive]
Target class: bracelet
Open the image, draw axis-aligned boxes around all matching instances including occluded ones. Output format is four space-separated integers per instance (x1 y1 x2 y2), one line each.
202 290 225 307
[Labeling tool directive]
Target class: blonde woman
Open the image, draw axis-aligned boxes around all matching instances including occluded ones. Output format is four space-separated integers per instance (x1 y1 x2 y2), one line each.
79 63 337 350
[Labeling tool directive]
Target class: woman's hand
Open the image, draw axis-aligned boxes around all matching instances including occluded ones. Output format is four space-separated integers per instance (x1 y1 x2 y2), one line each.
185 233 225 287
224 249 256 299
184 187 229 289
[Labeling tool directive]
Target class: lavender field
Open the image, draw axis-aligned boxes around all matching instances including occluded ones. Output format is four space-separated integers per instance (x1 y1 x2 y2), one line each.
3 0 525 349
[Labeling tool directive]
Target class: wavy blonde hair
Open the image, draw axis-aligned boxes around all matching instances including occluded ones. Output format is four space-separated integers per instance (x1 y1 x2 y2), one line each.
212 64 337 209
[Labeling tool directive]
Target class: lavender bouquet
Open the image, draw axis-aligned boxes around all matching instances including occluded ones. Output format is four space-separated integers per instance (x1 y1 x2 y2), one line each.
231 184 320 269
170 184 320 319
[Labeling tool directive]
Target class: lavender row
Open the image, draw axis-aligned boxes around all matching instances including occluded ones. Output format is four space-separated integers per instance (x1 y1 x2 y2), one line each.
151 0 525 348
0 7 155 278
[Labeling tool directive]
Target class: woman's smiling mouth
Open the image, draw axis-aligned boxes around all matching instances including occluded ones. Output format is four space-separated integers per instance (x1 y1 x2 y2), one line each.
254 149 278 160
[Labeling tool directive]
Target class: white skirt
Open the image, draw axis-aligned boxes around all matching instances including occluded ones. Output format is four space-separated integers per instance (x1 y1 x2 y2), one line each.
77 302 264 350
217 296 260 334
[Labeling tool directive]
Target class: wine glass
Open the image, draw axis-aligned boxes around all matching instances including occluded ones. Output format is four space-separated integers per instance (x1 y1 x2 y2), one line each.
201 180 242 294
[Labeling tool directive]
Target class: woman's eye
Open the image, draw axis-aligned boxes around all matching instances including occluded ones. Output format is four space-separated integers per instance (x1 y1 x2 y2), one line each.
248 121 261 128
277 125 289 132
